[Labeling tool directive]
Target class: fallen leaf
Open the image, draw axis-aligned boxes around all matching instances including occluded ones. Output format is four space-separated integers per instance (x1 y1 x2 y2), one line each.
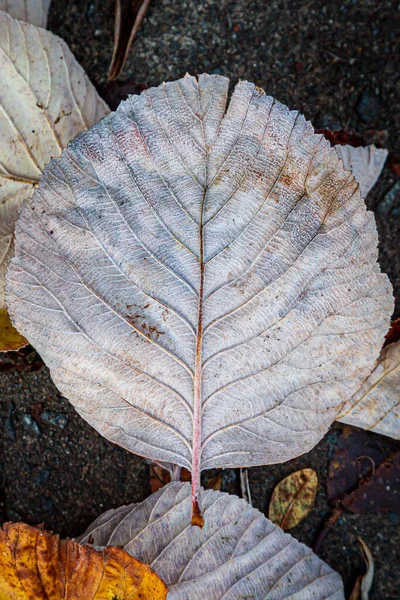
150 465 190 493
349 538 374 600
384 317 400 346
269 468 318 530
7 74 393 524
0 521 168 599
79 482 344 599
0 0 51 27
315 443 399 552
99 78 146 110
204 473 222 491
335 144 388 197
0 308 27 351
327 426 398 505
109 0 152 81
0 10 109 350
316 128 365 148
337 341 400 440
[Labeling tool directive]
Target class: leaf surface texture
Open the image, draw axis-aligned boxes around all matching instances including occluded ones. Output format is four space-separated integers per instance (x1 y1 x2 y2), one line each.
79 482 344 599
7 74 393 507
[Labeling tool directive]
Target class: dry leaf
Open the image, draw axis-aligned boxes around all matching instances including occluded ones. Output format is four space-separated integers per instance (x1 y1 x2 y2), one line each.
109 0 152 80
327 426 400 512
0 10 109 350
7 74 393 523
384 317 400 347
268 468 318 530
79 482 344 599
0 0 51 27
0 307 27 351
337 341 400 440
349 538 374 600
335 144 388 197
0 521 168 599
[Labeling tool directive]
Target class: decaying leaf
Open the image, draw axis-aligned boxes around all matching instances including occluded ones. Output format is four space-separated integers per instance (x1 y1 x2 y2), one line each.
0 0 51 27
0 521 168 599
334 144 388 197
349 538 374 600
7 74 393 523
109 0 152 81
337 341 400 440
0 10 109 350
0 307 27 351
327 425 400 509
79 482 344 599
268 468 318 530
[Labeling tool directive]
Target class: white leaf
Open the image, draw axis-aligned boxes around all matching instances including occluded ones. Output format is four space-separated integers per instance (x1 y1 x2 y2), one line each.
337 340 400 440
79 482 345 599
335 144 388 198
0 0 51 27
7 74 393 520
0 11 109 311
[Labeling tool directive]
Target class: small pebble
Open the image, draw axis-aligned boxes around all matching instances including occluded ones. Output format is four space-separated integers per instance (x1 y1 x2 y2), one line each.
41 411 68 429
22 414 40 436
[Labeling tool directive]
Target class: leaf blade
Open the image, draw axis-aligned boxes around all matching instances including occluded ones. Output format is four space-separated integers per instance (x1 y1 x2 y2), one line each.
268 468 318 530
0 521 168 599
7 75 393 521
337 341 400 440
79 482 344 599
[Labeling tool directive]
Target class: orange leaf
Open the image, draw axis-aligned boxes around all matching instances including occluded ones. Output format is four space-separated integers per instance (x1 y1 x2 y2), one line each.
0 522 168 599
0 308 28 352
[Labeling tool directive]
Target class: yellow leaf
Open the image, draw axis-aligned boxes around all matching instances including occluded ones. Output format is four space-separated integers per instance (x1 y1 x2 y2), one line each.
268 468 318 531
0 308 28 352
0 522 168 600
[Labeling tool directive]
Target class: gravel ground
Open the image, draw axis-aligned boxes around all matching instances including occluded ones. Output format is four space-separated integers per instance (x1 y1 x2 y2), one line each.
1 1 400 598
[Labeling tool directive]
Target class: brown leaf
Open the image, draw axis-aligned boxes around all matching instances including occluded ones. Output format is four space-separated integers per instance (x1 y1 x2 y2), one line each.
109 0 152 81
384 317 400 346
349 538 374 600
0 308 28 352
149 465 191 493
0 522 168 599
268 468 318 531
328 428 400 514
204 473 222 491
315 128 365 148
98 78 146 111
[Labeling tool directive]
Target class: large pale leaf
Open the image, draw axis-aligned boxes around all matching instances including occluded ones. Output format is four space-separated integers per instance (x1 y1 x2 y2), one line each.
334 144 388 198
337 341 400 439
79 482 344 599
7 74 393 520
0 10 109 344
0 0 51 27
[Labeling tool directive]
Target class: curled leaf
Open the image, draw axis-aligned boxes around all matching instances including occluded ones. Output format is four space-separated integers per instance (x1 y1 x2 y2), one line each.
0 0 51 27
349 537 374 600
337 341 400 440
109 0 152 80
269 468 318 530
79 482 344 599
7 74 393 523
0 10 109 349
0 521 168 599
335 144 388 197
